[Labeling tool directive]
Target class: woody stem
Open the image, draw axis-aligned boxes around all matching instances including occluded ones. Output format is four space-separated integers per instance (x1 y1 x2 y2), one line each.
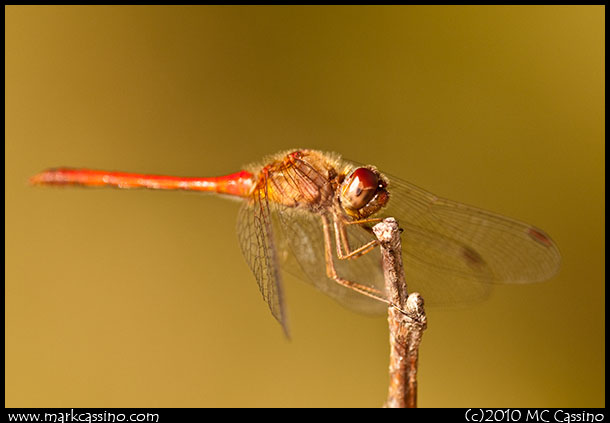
373 218 427 408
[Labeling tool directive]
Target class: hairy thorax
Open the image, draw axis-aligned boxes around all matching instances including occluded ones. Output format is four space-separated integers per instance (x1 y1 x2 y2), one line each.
254 150 345 213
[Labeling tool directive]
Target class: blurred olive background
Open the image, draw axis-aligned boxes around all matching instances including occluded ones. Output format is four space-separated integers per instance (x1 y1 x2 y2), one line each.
6 6 604 407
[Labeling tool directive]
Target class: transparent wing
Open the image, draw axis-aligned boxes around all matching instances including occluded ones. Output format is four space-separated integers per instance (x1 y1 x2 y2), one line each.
396 221 495 305
236 188 289 336
364 168 562 304
382 174 561 278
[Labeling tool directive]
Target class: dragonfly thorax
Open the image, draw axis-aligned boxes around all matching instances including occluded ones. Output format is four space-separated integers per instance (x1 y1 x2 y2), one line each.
255 150 339 211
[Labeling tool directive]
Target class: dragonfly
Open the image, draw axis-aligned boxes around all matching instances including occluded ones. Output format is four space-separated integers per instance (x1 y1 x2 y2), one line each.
31 149 561 336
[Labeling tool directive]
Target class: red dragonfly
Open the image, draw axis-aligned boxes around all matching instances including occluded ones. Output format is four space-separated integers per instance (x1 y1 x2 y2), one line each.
31 149 561 336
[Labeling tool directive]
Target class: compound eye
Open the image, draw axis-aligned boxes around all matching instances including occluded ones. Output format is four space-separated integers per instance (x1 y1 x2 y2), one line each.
341 167 379 210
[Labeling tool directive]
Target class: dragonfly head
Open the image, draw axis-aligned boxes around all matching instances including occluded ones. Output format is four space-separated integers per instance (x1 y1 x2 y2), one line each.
339 167 389 220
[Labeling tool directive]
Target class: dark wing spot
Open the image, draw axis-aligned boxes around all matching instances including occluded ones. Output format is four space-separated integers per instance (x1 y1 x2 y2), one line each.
528 227 553 247
462 246 485 268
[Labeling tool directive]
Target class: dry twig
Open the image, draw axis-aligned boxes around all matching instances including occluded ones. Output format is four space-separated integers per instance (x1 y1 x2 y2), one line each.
373 218 427 408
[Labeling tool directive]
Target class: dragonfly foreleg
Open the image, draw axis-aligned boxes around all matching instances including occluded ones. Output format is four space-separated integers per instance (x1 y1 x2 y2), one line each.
321 215 388 302
321 215 409 315
333 215 379 260
344 217 383 225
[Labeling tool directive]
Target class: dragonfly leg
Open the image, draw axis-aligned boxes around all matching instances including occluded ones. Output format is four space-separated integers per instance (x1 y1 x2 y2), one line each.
321 215 389 303
322 215 409 316
344 217 383 225
333 215 379 260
